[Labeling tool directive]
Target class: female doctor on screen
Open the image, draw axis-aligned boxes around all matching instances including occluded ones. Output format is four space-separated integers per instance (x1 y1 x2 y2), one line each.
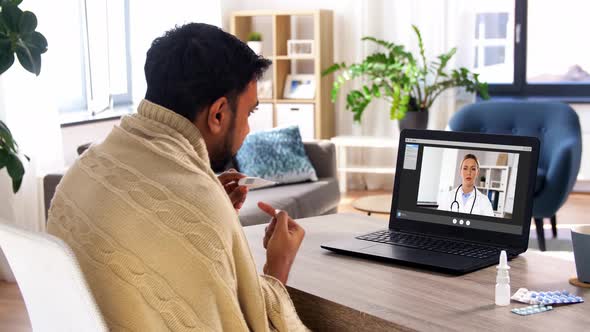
437 154 495 217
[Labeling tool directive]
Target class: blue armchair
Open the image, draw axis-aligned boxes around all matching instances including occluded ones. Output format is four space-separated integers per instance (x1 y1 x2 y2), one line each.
449 101 582 251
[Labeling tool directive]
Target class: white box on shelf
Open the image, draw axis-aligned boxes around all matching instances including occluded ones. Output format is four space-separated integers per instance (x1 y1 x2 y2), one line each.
287 39 314 56
276 103 315 140
248 103 273 133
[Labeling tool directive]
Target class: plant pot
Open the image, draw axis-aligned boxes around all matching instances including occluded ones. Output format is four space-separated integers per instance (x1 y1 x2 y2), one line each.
247 41 262 55
399 111 429 131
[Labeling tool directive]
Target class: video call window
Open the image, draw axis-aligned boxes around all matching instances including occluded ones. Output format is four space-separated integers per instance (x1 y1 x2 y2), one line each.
416 147 519 220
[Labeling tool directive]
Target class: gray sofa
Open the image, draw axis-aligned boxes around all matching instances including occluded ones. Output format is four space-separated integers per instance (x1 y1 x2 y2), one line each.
43 141 340 226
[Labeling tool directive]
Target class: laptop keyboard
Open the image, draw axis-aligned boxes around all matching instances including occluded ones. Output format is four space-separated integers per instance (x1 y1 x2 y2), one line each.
357 230 501 259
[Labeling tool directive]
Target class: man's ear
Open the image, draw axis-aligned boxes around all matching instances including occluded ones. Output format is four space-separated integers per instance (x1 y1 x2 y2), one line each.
206 96 229 135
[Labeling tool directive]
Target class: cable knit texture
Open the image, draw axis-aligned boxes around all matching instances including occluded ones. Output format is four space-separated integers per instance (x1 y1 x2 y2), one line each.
47 99 308 332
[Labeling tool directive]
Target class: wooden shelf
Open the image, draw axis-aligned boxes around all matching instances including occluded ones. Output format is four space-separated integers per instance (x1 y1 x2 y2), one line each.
230 10 334 139
481 187 505 192
276 99 315 104
274 55 316 60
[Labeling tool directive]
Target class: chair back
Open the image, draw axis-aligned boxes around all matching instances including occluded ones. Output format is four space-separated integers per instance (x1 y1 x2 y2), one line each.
0 222 107 332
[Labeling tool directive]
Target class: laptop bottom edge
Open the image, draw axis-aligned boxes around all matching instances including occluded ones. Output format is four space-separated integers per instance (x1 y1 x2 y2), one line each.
321 239 500 275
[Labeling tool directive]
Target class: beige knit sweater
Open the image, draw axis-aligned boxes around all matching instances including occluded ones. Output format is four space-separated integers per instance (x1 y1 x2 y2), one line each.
47 100 308 332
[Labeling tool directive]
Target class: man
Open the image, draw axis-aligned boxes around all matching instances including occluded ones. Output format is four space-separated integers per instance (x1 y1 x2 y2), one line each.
47 23 307 331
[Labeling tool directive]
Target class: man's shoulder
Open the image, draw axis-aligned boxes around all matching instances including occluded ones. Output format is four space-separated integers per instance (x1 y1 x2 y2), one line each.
54 149 236 232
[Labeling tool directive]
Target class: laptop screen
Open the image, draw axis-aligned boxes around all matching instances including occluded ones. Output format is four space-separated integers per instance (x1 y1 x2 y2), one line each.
394 136 534 235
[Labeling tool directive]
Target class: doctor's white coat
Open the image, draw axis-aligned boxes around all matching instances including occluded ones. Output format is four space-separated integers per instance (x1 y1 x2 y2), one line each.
437 186 495 217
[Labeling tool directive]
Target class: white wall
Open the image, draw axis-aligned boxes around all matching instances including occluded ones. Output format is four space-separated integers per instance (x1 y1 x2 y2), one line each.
571 105 590 186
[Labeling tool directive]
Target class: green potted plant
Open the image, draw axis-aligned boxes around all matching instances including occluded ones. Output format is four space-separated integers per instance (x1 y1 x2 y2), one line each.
0 0 48 193
322 25 489 130
247 31 262 55
480 175 486 188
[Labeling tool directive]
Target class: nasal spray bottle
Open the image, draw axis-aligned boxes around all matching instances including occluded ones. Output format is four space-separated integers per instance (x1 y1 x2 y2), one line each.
495 250 511 306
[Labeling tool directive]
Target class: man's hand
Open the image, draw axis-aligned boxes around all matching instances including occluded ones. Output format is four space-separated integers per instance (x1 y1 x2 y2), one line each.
218 169 248 211
258 202 305 285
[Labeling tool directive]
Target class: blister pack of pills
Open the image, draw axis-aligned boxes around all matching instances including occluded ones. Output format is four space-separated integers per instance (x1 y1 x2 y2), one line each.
511 304 553 316
511 288 584 305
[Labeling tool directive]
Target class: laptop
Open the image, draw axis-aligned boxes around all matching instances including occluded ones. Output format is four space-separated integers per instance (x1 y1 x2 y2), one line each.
321 129 540 274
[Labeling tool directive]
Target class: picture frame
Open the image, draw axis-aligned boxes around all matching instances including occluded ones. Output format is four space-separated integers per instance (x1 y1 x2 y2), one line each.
287 39 314 56
283 74 316 99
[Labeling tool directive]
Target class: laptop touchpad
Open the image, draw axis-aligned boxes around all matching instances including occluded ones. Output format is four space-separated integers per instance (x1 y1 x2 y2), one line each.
362 243 416 260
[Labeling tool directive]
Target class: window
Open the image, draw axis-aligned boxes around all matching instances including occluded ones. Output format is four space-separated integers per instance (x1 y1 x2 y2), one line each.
472 11 514 84
526 0 590 85
483 0 590 99
58 0 222 118
81 0 131 115
57 0 131 116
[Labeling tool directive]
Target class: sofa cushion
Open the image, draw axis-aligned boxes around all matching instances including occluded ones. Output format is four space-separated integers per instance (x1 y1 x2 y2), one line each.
235 126 318 184
239 177 340 226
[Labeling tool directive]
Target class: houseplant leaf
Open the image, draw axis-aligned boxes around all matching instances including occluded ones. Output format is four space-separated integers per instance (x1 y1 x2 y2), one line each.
6 152 24 193
0 0 24 6
18 10 36 33
324 26 489 124
0 2 22 32
0 38 15 74
0 149 7 169
0 120 18 153
25 31 48 53
15 40 41 75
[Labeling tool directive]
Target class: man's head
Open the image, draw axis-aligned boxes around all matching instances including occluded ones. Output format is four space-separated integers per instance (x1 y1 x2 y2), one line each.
144 23 271 172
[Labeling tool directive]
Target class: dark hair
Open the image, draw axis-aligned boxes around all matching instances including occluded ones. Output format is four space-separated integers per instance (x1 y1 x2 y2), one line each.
144 23 271 122
461 154 480 169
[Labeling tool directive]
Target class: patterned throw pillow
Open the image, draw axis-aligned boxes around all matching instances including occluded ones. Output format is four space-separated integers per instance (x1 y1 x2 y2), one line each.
235 126 318 184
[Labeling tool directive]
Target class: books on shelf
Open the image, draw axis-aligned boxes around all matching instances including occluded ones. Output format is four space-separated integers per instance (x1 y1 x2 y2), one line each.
487 190 500 211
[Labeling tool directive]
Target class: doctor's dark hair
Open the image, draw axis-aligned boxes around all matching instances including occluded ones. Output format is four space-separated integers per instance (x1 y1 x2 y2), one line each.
461 154 480 169
144 23 272 122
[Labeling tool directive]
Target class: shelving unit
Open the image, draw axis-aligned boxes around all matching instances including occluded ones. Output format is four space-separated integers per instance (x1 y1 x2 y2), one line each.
230 10 334 139
478 165 511 217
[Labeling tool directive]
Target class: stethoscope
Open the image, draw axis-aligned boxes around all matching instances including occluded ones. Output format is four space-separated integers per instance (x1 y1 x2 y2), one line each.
450 184 477 214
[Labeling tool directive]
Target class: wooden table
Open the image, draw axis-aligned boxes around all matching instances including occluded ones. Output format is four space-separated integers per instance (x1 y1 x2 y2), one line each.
352 194 392 215
243 213 590 331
